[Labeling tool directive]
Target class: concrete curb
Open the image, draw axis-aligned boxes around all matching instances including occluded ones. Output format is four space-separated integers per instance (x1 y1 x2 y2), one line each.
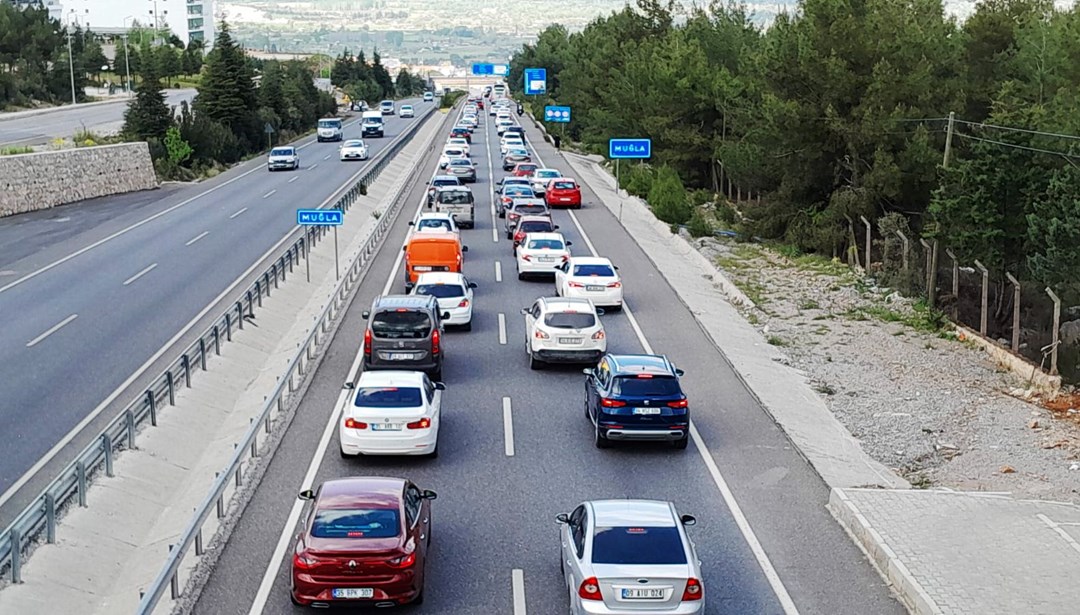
828 489 943 615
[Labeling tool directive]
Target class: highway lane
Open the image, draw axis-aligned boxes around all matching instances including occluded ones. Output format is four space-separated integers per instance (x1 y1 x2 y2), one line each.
192 103 904 613
0 89 196 147
0 99 431 524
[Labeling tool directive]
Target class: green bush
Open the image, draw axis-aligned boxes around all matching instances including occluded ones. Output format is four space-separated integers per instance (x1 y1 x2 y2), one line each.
622 164 654 198
686 208 713 238
689 189 713 207
440 90 466 109
715 203 738 226
647 165 692 225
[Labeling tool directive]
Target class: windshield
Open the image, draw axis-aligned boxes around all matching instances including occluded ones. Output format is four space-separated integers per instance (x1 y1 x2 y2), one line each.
401 106 413 111
544 312 595 329
318 119 341 128
415 284 465 299
270 148 293 156
311 509 400 539
613 375 682 397
371 311 432 339
591 526 687 565
527 238 564 250
552 181 576 190
438 191 473 205
417 219 452 231
354 387 422 408
343 140 364 148
573 264 614 277
380 101 393 107
362 117 382 124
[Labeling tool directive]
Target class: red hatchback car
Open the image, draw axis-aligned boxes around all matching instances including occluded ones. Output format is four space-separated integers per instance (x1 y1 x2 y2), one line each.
511 162 539 177
545 178 582 208
291 477 436 608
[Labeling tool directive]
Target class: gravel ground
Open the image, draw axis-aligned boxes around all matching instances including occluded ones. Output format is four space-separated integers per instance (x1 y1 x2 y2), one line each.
693 234 1080 502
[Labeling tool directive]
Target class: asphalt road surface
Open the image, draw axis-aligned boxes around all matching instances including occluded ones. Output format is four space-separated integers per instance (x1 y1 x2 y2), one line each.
192 104 905 614
0 89 195 147
0 98 429 526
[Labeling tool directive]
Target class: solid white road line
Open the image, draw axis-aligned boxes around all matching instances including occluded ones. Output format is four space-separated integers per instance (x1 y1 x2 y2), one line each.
122 263 158 286
323 154 330 160
309 163 318 170
512 568 527 614
529 126 802 615
229 207 248 219
288 176 299 183
185 231 209 246
26 314 78 348
503 397 515 457
485 114 500 244
262 189 276 199
498 313 507 345
495 260 502 282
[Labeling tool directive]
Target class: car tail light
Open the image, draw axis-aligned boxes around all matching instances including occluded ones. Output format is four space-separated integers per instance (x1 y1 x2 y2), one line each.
682 578 703 601
344 418 368 429
387 552 417 568
502 197 511 204
534 329 550 339
592 330 605 340
607 281 622 288
561 255 569 263
363 329 372 357
293 551 317 570
457 298 469 308
668 399 689 408
568 281 584 288
509 213 520 220
522 254 531 261
578 577 603 601
407 418 431 429
432 329 440 355
600 398 625 408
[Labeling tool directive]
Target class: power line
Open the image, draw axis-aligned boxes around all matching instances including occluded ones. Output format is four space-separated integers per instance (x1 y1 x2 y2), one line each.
952 131 1080 162
952 118 1080 143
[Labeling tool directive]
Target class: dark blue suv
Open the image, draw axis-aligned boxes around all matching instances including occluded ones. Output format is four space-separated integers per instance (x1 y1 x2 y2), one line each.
583 354 689 450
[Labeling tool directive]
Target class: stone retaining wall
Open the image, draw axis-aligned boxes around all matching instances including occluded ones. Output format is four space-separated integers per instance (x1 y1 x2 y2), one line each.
0 142 157 218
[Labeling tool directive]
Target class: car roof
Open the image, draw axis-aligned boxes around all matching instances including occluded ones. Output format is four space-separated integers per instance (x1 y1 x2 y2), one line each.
589 500 677 527
607 354 675 376
356 370 427 388
569 256 614 266
372 294 438 310
317 476 405 509
432 175 459 183
416 272 467 285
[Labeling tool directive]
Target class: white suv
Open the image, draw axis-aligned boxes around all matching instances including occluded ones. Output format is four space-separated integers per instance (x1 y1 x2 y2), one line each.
521 297 606 369
410 272 477 330
338 370 443 457
516 232 572 278
555 256 623 309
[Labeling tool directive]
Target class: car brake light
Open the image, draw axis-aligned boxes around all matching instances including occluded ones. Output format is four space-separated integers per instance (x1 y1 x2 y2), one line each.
344 418 368 429
579 577 603 601
568 281 584 288
636 373 654 378
363 329 372 357
600 398 626 408
457 298 469 308
592 330 605 340
293 551 316 570
522 254 531 261
432 329 440 355
607 281 622 288
682 578 703 601
388 552 417 568
534 329 550 339
668 399 688 408
561 255 569 262
407 417 431 429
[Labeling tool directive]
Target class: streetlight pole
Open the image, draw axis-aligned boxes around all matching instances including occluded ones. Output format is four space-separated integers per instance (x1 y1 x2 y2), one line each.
66 28 77 105
123 16 134 95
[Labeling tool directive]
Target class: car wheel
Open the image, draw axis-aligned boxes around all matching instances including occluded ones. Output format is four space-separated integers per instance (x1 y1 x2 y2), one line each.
431 367 442 381
412 588 425 605
518 271 526 281
290 586 302 606
594 422 610 449
462 321 472 332
506 230 513 240
498 210 506 218
529 353 545 371
673 436 689 450
608 304 623 312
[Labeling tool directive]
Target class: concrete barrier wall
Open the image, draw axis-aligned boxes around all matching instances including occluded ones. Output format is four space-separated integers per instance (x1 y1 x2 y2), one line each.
0 142 157 218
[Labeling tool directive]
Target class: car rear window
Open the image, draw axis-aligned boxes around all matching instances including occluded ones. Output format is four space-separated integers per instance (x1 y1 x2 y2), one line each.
438 191 473 204
612 375 682 397
519 221 552 232
591 526 687 565
536 170 559 178
311 509 400 539
505 186 533 196
433 178 460 187
544 312 595 329
448 159 472 168
372 311 432 339
417 219 452 231
516 205 547 215
518 165 538 171
552 181 576 190
527 239 564 250
573 264 614 277
355 387 423 408
415 284 464 298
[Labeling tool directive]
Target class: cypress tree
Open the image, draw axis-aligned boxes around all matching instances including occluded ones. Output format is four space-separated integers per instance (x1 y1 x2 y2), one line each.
122 62 172 141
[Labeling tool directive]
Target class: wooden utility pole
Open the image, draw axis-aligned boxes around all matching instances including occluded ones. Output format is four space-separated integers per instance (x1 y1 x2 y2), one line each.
943 111 956 168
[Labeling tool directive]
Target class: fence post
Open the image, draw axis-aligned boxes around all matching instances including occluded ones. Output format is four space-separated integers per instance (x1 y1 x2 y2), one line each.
10 528 20 583
1005 272 1021 351
1047 287 1061 376
974 260 989 336
45 492 56 543
895 231 910 275
860 215 872 272
946 248 959 319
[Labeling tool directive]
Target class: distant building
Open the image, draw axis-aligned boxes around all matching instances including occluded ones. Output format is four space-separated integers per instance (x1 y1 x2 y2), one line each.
58 0 215 47
12 0 63 22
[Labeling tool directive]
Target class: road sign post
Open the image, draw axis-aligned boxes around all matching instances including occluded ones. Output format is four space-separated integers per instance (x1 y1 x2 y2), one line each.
608 139 652 222
264 122 275 149
296 209 344 281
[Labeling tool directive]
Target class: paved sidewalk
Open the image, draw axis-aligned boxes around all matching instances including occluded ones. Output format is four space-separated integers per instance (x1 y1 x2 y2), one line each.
831 489 1080 615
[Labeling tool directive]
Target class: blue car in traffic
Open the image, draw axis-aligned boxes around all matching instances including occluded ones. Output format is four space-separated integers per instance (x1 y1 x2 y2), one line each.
583 354 689 450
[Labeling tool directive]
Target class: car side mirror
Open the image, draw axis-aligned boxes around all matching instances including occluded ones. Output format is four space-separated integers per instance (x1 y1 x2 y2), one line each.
566 241 573 246
402 245 407 251
362 311 370 319
680 514 697 526
462 246 469 252
434 382 446 391
343 382 355 390
520 307 529 315
614 266 620 270
298 489 315 501
596 308 605 316
408 221 415 226
556 513 570 524
421 490 438 500
442 311 451 320
406 282 415 291
582 368 594 376
468 282 477 289
675 368 685 376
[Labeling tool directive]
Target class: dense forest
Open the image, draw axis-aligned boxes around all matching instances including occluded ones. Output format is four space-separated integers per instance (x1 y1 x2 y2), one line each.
509 0 1080 295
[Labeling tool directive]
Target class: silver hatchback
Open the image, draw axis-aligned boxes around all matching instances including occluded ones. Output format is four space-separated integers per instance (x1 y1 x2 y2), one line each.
558 500 704 614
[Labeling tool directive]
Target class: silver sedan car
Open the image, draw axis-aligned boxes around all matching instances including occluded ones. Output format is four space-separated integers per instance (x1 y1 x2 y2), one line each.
558 500 703 614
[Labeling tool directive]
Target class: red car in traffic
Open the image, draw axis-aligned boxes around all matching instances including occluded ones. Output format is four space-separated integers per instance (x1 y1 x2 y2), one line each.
545 178 582 208
511 162 539 177
291 477 436 608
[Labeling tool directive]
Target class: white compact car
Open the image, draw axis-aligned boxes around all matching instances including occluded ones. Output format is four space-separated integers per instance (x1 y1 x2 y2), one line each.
338 370 444 457
400 104 415 118
530 168 562 195
496 119 514 135
439 146 468 168
338 139 369 161
411 212 460 235
411 272 477 330
522 297 605 369
516 232 572 278
446 137 471 156
557 500 704 614
500 137 525 156
555 257 623 309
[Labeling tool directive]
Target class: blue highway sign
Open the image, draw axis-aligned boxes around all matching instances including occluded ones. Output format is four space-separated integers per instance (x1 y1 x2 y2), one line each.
297 209 344 225
493 64 510 76
471 63 494 75
524 68 547 95
608 138 652 159
544 105 571 123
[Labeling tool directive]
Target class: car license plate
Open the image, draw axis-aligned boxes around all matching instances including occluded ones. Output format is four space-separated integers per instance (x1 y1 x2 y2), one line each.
622 588 664 599
538 256 554 262
560 197 572 201
586 285 604 292
389 353 413 360
333 588 374 599
633 407 662 415
371 423 403 431
558 337 582 344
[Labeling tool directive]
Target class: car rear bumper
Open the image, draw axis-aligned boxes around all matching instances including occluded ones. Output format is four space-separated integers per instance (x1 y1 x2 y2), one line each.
534 348 604 363
292 571 421 607
601 427 687 442
565 287 623 307
364 357 441 375
573 597 703 614
548 196 582 207
340 425 438 455
443 305 472 325
518 259 564 274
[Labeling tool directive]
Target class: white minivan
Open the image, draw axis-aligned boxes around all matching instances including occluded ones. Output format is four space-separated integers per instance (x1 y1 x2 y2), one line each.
380 100 396 115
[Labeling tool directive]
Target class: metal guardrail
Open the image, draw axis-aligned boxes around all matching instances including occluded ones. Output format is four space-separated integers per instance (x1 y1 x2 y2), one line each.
0 103 438 586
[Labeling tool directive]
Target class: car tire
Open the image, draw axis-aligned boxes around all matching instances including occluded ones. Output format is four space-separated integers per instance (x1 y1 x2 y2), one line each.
594 423 610 449
529 353 545 370
498 210 506 219
673 436 689 450
431 366 443 381
412 589 425 605
608 304 623 312
506 230 513 240
462 321 472 332
518 271 526 281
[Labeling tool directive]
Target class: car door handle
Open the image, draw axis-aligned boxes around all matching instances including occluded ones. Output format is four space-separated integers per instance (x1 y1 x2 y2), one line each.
423 517 429 524
420 533 426 540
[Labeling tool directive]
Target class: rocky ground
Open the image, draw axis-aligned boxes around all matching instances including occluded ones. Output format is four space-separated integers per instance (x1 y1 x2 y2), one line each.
693 235 1080 501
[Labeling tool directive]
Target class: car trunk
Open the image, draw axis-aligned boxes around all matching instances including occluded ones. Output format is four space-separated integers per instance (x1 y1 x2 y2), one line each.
370 312 433 363
592 563 691 611
601 376 687 427
303 535 405 582
347 403 428 434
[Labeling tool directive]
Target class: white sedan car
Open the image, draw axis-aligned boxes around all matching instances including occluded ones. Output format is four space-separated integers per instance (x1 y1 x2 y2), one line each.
338 139 369 161
439 146 468 168
500 137 525 156
411 212 459 235
338 370 444 457
522 297 605 369
447 137 471 156
557 500 704 614
516 232 572 278
555 257 623 309
411 272 477 330
530 168 562 195
400 104 415 118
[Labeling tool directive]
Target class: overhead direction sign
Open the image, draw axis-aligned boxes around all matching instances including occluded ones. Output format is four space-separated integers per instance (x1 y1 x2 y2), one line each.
608 138 652 159
544 105 571 123
493 64 510 76
296 209 344 226
524 67 547 95
471 63 495 75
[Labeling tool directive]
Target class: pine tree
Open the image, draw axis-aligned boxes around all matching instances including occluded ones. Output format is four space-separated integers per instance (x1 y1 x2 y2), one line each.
122 63 172 141
194 22 257 132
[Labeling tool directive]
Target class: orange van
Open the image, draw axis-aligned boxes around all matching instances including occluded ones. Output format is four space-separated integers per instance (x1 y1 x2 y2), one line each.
403 231 468 287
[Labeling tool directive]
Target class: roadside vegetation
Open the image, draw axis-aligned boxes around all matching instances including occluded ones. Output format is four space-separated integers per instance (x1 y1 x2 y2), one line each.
330 49 428 103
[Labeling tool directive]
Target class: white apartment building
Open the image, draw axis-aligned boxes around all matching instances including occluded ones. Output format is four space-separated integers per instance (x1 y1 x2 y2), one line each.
59 0 215 46
12 0 64 22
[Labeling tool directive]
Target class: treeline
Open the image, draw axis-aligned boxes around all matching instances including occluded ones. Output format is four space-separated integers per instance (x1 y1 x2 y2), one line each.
330 48 428 103
123 23 335 179
510 0 1080 290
